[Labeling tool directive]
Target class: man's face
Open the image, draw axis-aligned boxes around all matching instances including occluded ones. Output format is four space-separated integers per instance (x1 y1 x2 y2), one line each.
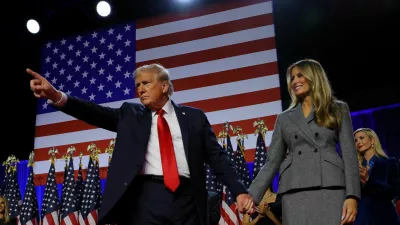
135 71 168 110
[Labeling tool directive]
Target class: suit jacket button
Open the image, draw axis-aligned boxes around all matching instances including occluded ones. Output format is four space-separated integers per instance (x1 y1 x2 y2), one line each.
298 151 302 155
315 132 319 137
124 183 128 187
314 148 318 153
295 135 298 139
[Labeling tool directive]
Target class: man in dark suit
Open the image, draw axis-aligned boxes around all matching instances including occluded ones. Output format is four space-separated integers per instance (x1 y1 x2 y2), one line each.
27 64 254 225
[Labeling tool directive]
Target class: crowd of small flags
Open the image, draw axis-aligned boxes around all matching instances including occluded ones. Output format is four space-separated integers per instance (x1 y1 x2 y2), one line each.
0 140 115 225
207 118 270 224
0 118 270 225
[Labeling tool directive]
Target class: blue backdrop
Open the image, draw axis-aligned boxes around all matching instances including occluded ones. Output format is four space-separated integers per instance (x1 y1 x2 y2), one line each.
1 103 399 215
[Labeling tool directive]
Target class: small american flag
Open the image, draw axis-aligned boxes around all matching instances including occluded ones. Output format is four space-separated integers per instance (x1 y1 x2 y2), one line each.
252 133 267 180
74 158 84 220
40 163 60 225
79 157 102 225
4 165 22 221
205 163 223 198
59 157 68 219
235 141 251 188
19 165 39 225
60 158 78 225
219 136 241 225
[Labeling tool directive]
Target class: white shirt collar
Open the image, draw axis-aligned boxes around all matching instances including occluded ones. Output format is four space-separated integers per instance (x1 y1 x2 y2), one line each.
151 99 174 117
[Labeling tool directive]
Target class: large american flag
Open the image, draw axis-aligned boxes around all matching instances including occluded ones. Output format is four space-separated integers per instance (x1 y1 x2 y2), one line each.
33 0 281 184
33 0 281 222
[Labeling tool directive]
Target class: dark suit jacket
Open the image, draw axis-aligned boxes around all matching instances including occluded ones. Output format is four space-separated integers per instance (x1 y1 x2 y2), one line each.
355 156 400 225
58 96 246 225
207 191 221 225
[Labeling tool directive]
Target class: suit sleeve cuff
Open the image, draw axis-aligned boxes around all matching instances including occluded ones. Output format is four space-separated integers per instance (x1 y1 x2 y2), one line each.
346 195 360 202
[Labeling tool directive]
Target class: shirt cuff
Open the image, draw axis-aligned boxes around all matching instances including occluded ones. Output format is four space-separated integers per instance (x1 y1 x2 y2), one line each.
47 91 67 107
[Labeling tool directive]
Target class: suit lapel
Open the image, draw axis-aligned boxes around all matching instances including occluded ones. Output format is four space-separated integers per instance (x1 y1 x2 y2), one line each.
288 103 318 146
172 101 189 161
139 106 152 150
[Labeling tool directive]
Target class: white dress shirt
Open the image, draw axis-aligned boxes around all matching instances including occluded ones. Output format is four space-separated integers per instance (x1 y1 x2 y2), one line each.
141 100 190 178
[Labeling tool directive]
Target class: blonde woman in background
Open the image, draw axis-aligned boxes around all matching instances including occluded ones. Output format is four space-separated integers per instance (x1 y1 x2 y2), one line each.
354 128 400 225
249 59 360 225
0 196 12 225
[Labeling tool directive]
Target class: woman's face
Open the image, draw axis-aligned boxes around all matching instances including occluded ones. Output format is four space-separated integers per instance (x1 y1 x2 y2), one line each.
354 131 374 154
0 198 5 213
290 66 311 98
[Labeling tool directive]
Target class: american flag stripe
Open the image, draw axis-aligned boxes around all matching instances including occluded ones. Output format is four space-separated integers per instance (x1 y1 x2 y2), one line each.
136 37 276 69
33 0 281 194
136 27 275 63
42 211 59 225
135 0 268 29
61 212 78 225
136 14 273 51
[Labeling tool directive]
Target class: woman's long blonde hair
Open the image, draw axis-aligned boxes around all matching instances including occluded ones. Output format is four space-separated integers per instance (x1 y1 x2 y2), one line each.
0 196 10 223
286 59 342 130
354 128 388 165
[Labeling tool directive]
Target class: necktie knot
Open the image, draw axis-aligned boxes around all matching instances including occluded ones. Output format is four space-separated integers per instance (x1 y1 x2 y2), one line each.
157 109 165 117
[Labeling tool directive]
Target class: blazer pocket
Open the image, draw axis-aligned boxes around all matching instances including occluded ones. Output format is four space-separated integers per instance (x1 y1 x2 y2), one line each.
279 155 293 176
323 152 344 170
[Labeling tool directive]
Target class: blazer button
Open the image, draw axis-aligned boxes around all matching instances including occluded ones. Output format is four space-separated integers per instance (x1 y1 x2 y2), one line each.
314 148 318 153
298 151 302 155
315 132 319 137
294 135 298 139
124 183 128 187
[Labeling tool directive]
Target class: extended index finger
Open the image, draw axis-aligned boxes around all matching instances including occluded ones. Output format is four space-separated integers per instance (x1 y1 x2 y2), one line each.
26 68 43 79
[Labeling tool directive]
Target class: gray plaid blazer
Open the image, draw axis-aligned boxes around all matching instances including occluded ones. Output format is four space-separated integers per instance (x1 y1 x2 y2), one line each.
249 101 361 204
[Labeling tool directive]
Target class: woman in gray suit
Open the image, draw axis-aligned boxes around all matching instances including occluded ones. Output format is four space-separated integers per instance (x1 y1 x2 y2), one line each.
249 59 360 225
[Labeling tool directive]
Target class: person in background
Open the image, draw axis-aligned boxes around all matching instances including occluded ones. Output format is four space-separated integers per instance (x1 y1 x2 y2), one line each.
354 128 400 225
0 196 12 225
248 59 360 225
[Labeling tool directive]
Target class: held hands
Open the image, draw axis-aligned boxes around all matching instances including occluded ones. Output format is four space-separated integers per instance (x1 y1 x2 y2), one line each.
359 165 369 184
255 202 269 217
341 198 357 225
27 68 60 101
236 194 255 214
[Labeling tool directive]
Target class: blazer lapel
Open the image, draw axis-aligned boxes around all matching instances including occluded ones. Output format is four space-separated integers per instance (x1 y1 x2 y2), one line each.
305 105 315 123
288 103 318 146
172 101 189 161
139 106 152 150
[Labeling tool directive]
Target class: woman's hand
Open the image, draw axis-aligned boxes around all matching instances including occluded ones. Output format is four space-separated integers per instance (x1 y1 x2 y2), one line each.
341 198 357 225
359 165 369 184
256 202 269 216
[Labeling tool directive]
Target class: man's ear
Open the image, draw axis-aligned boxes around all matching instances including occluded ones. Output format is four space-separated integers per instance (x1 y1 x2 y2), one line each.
162 81 169 94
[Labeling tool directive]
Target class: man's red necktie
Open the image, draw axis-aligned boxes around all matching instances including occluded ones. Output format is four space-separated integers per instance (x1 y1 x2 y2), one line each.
157 109 180 191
